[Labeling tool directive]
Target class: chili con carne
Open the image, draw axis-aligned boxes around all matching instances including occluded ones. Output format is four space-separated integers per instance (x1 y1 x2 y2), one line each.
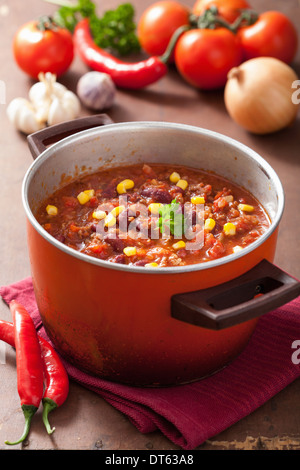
36 163 270 268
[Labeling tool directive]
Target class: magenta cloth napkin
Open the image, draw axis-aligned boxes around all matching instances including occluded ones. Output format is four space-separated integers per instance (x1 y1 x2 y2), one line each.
1 277 300 450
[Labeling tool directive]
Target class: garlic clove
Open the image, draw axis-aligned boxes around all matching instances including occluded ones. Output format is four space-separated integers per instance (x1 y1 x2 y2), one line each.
62 90 81 116
29 83 51 122
47 91 81 126
6 97 46 134
47 97 65 126
51 82 69 99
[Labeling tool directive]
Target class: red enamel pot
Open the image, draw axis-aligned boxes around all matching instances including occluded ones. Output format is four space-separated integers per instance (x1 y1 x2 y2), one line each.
22 116 300 386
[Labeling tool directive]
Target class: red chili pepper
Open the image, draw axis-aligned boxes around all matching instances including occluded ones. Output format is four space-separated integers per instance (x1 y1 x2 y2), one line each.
73 18 168 89
5 301 44 446
39 335 69 435
0 319 14 347
0 307 69 440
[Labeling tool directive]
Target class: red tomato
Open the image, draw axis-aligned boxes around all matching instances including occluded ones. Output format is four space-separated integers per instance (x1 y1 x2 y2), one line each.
174 28 243 89
193 0 251 24
237 11 298 64
13 19 74 79
138 1 190 57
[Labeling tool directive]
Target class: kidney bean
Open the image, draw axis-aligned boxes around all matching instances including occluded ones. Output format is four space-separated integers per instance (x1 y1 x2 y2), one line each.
141 187 172 204
177 248 188 258
134 260 147 266
111 254 126 264
104 235 125 253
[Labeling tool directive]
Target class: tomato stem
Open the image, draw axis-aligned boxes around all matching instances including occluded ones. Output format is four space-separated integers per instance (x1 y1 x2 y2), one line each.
229 9 259 32
189 7 258 34
160 24 191 63
37 15 60 31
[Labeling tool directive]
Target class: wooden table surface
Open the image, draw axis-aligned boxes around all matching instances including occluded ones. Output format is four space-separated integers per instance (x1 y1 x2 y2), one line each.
0 0 299 451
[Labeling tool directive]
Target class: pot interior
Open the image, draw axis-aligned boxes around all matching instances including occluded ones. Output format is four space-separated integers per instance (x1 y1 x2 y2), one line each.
24 121 283 247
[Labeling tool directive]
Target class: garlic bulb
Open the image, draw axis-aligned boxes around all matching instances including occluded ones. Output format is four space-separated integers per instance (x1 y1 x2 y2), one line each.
7 72 81 134
6 98 46 134
28 73 66 122
30 72 80 125
77 72 116 110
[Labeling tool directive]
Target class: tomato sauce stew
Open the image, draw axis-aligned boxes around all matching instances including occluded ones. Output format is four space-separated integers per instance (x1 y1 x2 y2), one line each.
35 163 270 267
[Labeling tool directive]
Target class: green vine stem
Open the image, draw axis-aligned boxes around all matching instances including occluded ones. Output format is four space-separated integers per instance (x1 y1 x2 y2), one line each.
190 6 258 33
160 24 191 64
160 7 259 64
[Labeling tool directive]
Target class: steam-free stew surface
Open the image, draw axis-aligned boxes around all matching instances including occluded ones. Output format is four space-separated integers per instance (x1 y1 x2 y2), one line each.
35 163 270 267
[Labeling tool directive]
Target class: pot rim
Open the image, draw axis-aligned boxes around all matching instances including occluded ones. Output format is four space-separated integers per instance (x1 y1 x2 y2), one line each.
22 121 285 275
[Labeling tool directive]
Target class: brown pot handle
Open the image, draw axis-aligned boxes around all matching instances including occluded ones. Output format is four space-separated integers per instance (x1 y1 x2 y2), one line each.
27 114 114 160
171 259 300 330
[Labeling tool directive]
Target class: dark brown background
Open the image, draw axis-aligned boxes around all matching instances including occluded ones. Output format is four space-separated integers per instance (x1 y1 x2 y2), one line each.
0 0 299 450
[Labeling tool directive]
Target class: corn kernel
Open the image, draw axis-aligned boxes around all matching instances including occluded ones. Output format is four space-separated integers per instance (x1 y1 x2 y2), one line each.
148 203 163 214
145 262 159 267
176 179 188 191
238 203 254 212
191 196 205 205
111 205 126 217
92 210 106 220
223 222 236 236
172 240 186 250
77 191 90 205
170 172 181 183
104 213 116 227
123 246 137 256
233 245 243 253
77 189 95 205
83 189 95 199
46 205 58 216
204 218 216 231
117 179 135 194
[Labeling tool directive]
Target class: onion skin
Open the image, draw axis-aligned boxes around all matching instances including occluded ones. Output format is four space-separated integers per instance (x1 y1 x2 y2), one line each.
224 57 299 135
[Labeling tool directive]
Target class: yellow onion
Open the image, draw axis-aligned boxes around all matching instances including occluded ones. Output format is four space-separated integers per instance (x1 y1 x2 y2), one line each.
224 57 299 134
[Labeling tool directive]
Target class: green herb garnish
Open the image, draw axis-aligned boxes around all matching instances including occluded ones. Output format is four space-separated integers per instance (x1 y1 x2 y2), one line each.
53 0 141 56
157 200 186 238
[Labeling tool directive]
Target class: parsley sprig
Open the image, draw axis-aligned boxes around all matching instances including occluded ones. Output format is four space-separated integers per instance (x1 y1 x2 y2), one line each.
52 0 141 56
157 200 186 238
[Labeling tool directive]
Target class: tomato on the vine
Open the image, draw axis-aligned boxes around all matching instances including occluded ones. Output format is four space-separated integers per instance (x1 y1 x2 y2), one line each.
193 0 251 24
137 1 190 57
237 11 298 64
174 27 243 90
13 17 74 79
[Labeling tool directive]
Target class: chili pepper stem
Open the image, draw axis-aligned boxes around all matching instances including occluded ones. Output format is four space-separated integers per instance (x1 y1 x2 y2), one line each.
5 405 37 446
42 398 58 434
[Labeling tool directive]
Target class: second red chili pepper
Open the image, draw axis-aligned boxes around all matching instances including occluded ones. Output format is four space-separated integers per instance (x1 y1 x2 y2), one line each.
39 335 69 434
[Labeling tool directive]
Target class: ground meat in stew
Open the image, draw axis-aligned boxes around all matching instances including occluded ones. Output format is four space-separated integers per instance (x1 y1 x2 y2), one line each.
35 163 270 267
